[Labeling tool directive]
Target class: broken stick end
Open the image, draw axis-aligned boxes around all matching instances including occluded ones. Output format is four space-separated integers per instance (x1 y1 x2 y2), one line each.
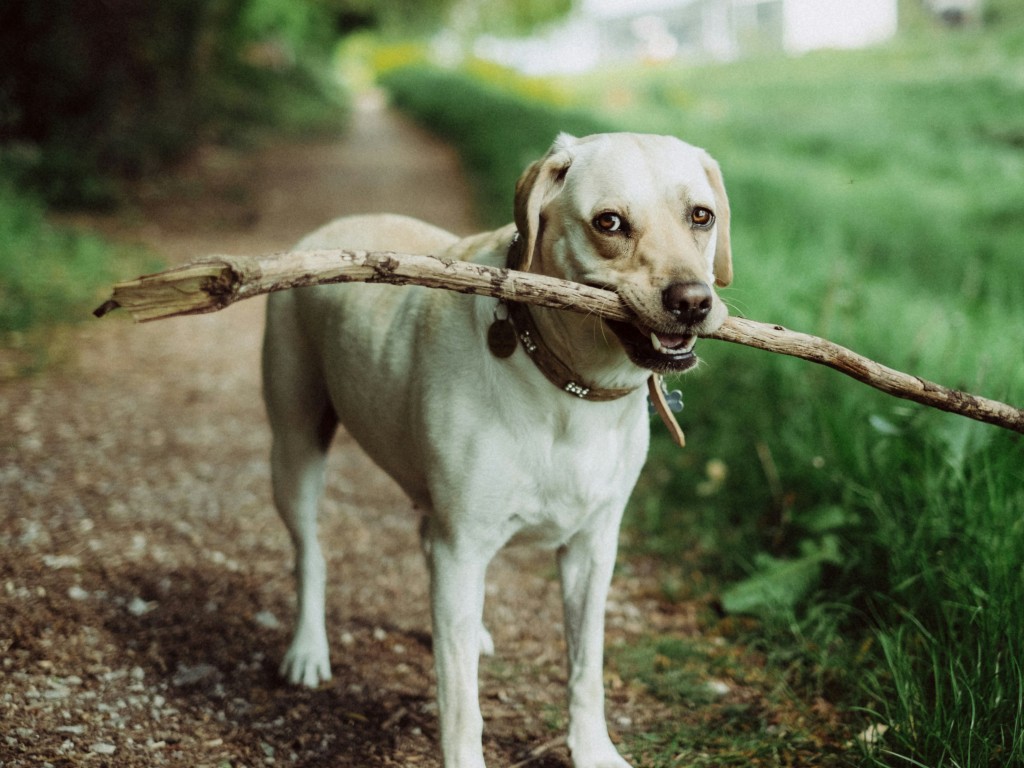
93 299 121 319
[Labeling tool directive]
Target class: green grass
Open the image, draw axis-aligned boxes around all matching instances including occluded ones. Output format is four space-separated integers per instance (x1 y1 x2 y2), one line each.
612 633 853 765
380 30 1024 767
1 16 348 364
0 181 159 367
856 433 1024 767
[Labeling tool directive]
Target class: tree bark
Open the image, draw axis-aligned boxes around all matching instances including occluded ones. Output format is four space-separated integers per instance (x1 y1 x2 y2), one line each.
94 249 1024 434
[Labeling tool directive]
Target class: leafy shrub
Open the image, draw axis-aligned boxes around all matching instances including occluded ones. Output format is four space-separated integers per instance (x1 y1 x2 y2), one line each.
0 0 347 208
0 182 157 336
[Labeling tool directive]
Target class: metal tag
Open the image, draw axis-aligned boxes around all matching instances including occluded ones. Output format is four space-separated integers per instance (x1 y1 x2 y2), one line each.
665 387 684 413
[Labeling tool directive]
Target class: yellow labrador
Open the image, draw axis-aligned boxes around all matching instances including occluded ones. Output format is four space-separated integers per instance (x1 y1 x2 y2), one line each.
262 132 732 768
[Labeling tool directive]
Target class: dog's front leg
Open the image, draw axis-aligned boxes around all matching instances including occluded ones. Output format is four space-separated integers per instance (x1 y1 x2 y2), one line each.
428 534 490 768
559 527 632 768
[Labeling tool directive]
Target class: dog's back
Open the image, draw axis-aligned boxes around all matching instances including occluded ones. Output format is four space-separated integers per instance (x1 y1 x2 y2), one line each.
292 212 458 255
262 214 461 507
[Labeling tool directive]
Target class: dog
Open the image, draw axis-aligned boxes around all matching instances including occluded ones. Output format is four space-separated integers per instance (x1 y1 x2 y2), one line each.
261 131 732 768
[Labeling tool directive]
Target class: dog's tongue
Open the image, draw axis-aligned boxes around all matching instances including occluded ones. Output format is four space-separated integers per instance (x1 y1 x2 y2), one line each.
656 333 688 350
646 328 697 355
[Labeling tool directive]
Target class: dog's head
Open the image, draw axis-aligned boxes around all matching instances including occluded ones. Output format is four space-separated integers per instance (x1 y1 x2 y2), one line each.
514 132 732 374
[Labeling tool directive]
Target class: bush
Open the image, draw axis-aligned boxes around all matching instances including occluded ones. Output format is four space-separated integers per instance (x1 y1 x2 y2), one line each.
0 182 158 339
0 0 347 208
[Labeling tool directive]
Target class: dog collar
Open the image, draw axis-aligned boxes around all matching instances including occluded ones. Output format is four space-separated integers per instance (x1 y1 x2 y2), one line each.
501 299 637 401
492 234 635 401
490 236 686 445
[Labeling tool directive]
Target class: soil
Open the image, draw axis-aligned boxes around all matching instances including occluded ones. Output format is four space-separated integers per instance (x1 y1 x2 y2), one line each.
0 96 841 767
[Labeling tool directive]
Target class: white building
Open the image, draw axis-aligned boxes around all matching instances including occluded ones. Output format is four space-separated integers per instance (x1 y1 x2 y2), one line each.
475 0 899 75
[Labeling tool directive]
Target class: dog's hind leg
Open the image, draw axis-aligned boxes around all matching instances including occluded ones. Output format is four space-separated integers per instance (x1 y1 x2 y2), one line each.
271 403 337 688
263 292 338 688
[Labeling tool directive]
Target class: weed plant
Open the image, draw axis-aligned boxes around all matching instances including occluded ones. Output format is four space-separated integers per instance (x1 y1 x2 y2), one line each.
382 30 1024 766
0 182 159 342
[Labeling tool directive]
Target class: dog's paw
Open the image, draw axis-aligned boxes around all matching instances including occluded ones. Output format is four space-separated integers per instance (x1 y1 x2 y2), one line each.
280 636 332 688
569 737 632 768
573 754 632 768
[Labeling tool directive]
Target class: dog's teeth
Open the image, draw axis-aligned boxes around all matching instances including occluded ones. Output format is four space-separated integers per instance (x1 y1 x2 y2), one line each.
649 330 697 357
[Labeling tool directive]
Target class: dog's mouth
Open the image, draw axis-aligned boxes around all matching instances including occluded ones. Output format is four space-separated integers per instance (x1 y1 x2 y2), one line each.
605 320 699 373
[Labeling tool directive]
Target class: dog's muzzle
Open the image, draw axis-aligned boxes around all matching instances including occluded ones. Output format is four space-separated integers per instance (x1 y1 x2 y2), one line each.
605 320 699 373
607 281 714 373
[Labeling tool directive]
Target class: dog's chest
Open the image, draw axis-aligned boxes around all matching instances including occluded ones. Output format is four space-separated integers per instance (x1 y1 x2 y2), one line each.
495 409 649 547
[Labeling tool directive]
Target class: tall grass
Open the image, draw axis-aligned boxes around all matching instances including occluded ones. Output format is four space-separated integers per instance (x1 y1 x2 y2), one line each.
382 32 1024 766
863 433 1024 767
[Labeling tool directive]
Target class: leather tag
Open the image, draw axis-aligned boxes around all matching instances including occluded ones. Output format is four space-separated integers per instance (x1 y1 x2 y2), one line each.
648 375 686 448
487 318 517 358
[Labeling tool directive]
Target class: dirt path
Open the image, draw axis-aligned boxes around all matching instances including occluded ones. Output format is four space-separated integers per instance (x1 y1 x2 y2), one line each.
0 97 713 767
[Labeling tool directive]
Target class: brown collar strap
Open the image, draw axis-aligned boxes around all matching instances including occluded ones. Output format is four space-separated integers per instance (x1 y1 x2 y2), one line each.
501 233 635 402
505 300 637 402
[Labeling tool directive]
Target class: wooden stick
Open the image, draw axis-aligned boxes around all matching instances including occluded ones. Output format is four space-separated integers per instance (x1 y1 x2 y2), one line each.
710 317 1024 434
94 249 1024 434
93 249 630 323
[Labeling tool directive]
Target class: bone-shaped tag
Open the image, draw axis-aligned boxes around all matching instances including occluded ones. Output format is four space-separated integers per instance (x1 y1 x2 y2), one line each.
664 386 684 413
648 380 683 414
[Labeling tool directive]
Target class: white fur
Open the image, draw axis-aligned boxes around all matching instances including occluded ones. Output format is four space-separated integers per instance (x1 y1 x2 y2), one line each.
262 132 732 768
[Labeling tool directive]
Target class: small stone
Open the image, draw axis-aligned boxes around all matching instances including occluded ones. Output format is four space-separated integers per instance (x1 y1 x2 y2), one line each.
127 597 157 616
68 585 90 601
90 742 117 755
42 554 82 569
706 679 731 696
253 610 281 630
171 663 220 687
14 409 36 433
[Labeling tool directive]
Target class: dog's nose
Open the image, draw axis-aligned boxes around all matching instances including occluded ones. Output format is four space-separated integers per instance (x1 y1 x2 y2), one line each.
662 281 713 325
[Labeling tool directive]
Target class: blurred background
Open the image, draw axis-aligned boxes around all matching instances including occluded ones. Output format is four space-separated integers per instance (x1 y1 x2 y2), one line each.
2 1 1022 765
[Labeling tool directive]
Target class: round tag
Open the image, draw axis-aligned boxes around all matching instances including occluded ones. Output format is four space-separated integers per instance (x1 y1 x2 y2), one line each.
487 319 517 358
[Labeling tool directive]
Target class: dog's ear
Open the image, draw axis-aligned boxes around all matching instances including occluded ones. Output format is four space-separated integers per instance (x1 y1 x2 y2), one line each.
513 137 574 272
699 151 733 287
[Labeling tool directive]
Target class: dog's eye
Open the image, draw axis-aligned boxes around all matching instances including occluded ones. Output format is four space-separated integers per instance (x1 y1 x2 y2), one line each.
594 212 625 233
691 207 715 228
